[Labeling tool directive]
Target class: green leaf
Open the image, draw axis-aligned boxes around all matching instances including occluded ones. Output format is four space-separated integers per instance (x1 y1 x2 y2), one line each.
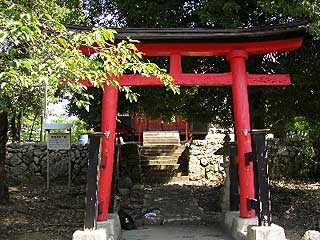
57 37 67 48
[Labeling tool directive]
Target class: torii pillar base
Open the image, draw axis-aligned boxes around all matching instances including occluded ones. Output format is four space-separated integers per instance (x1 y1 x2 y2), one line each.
247 224 286 240
73 229 107 240
73 214 121 240
231 216 258 240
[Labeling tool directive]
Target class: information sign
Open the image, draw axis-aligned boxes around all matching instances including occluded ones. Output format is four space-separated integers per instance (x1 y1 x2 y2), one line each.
47 133 71 150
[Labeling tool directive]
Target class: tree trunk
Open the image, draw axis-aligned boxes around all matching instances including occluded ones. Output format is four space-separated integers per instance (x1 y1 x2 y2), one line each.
249 89 265 129
0 111 9 203
10 111 17 142
29 114 38 141
40 116 43 142
17 111 23 142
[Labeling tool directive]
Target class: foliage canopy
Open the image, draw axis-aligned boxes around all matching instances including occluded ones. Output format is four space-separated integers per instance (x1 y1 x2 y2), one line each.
0 0 178 135
68 0 320 137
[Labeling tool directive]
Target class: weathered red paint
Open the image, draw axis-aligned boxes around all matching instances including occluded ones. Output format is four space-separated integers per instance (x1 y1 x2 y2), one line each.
79 73 290 87
134 38 303 56
98 84 119 221
228 50 255 218
119 73 290 86
170 53 182 74
132 114 187 133
79 38 303 57
185 122 189 143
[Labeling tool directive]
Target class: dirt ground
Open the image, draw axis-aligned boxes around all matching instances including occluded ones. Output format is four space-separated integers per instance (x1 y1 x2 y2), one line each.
271 180 320 240
0 179 320 240
0 180 85 240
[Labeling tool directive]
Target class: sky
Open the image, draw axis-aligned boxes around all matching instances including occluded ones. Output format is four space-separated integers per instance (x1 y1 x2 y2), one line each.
47 99 76 122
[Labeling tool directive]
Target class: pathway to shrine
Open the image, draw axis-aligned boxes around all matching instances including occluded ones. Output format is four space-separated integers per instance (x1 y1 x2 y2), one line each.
121 224 233 240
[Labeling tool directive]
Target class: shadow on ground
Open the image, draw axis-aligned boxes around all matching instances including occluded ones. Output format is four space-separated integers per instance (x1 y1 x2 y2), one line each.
0 181 85 240
0 180 319 240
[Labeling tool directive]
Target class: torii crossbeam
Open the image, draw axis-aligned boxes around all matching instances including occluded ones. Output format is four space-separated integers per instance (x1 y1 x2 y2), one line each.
69 21 306 222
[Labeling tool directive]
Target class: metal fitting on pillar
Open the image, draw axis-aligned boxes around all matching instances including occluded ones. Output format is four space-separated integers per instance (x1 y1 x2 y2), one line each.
104 130 110 138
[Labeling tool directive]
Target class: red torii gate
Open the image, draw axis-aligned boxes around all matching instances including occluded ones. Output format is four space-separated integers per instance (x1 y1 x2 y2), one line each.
72 21 305 222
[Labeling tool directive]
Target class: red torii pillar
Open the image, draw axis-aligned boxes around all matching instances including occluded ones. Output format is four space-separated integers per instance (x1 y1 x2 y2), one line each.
98 84 118 221
228 50 255 218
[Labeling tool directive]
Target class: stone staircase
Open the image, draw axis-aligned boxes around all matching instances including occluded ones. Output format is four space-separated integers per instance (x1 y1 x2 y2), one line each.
140 145 189 183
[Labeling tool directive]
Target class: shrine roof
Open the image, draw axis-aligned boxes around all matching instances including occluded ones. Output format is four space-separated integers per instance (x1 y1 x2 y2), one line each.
66 21 307 43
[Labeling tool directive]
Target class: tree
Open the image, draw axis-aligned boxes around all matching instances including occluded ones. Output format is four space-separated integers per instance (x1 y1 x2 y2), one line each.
249 1 320 134
76 0 320 136
0 112 8 202
0 1 177 202
1 0 89 143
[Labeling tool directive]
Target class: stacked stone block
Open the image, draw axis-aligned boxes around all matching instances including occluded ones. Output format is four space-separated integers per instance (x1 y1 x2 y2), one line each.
188 139 225 183
6 142 88 182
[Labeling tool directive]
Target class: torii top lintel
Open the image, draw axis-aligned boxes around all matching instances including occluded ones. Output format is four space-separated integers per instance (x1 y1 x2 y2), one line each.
114 21 306 56
68 21 306 87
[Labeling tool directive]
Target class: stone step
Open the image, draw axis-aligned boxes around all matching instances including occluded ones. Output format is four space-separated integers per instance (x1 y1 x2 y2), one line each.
143 136 180 139
143 136 178 140
139 142 188 184
143 131 180 146
143 143 180 146
143 141 180 146
141 154 181 160
140 151 182 158
141 164 180 170
143 131 180 136
140 146 185 155
143 136 180 140
143 169 180 175
141 159 179 165
142 145 183 150
140 152 183 157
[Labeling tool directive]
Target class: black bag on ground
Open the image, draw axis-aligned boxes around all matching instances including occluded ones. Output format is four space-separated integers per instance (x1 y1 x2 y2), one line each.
118 208 136 230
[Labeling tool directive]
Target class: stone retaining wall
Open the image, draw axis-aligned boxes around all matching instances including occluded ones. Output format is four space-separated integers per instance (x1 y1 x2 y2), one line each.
188 136 320 182
5 142 141 184
6 138 318 183
119 143 142 187
6 142 88 182
188 139 225 183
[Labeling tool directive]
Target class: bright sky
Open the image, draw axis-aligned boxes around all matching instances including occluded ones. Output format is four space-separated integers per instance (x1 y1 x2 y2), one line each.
47 99 76 122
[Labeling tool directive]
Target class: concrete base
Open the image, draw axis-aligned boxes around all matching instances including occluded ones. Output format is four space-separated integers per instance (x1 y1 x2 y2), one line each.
231 216 258 240
223 211 258 240
97 213 121 240
247 224 286 240
73 229 107 240
73 213 121 240
224 211 240 232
